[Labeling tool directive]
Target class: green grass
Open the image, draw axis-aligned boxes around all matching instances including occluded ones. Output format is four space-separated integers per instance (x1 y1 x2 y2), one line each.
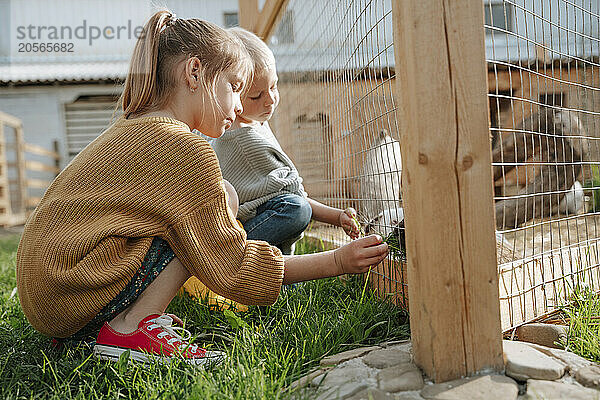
583 164 600 212
559 287 600 362
0 235 409 399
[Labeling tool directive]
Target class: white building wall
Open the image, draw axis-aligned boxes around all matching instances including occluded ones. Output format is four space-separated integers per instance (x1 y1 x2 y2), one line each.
0 0 240 170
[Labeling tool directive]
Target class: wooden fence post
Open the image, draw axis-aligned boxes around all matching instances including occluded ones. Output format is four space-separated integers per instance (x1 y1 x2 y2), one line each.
0 122 10 220
15 124 27 214
391 0 503 382
53 140 61 175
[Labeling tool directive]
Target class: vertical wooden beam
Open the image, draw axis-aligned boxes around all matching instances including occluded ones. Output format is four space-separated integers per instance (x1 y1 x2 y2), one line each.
391 0 503 382
238 0 259 31
14 125 27 214
0 122 12 219
53 140 61 175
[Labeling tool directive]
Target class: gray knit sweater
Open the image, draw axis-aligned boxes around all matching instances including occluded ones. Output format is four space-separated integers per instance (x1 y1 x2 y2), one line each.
207 123 307 222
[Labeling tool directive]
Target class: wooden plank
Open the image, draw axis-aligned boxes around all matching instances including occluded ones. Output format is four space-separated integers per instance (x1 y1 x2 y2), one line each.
254 0 286 41
53 140 61 172
391 0 503 382
15 126 28 215
25 160 60 174
24 143 60 160
0 212 27 227
238 0 259 30
487 69 522 93
0 124 11 216
0 111 23 129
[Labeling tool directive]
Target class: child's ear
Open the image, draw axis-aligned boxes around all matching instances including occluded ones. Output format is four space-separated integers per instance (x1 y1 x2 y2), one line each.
184 57 203 89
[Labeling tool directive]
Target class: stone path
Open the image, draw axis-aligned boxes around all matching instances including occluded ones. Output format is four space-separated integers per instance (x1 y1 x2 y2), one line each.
288 339 600 399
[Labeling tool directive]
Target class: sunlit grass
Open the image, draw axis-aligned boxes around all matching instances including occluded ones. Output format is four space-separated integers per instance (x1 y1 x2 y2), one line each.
559 287 600 362
0 234 409 399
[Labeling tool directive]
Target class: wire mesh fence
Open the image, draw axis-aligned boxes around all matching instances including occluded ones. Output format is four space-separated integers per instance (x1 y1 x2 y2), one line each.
269 0 600 331
268 0 408 307
488 0 600 331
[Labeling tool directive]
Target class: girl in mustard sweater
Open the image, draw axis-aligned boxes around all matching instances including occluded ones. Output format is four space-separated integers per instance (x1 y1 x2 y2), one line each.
16 10 388 366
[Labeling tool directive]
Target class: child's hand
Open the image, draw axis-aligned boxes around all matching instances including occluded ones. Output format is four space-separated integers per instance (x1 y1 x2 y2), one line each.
333 234 388 275
339 207 360 239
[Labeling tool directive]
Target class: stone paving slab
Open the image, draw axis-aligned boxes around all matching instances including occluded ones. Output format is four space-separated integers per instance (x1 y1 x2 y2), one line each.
319 358 379 388
379 340 411 349
321 346 381 367
515 323 568 349
346 388 395 400
528 343 593 374
316 382 369 400
377 363 424 392
503 340 566 381
394 391 425 400
289 368 332 391
420 375 519 400
362 347 412 369
289 339 600 400
575 365 600 389
523 379 600 399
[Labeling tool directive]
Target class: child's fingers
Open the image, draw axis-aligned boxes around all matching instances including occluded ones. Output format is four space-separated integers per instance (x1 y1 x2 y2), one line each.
355 264 373 274
343 219 359 233
362 253 387 267
358 234 383 247
361 242 388 259
362 248 389 265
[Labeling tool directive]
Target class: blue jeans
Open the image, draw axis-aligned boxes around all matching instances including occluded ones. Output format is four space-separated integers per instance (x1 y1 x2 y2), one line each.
243 194 312 255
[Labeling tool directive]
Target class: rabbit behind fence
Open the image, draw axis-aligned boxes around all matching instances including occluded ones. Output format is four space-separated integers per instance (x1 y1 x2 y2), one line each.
359 129 403 221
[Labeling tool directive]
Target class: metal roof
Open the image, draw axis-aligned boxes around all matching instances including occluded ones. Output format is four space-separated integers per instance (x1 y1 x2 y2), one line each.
0 62 129 84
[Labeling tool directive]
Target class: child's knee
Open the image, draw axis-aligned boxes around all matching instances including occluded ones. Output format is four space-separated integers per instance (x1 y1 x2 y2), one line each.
223 180 239 217
285 195 312 232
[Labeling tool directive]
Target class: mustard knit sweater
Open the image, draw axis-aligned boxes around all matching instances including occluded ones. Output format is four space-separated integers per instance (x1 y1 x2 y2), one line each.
16 116 285 338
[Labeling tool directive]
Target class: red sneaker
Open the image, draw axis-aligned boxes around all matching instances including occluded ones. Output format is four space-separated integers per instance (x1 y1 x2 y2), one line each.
93 314 225 366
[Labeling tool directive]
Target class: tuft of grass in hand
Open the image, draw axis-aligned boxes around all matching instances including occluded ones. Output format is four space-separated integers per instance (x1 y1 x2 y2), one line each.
352 214 364 237
354 212 406 262
383 230 406 262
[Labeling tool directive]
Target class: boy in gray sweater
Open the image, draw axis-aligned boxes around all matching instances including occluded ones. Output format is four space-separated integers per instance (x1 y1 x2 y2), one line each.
209 28 359 255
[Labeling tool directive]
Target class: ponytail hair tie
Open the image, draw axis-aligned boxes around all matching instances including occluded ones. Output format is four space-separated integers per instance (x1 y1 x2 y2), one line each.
166 13 177 27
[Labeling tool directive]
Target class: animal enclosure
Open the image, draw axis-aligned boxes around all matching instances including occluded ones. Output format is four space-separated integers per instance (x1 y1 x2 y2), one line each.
256 0 600 379
486 0 600 333
268 0 408 306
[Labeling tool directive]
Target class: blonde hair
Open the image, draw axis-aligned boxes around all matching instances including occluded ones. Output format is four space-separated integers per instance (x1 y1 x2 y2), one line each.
228 27 276 76
121 10 253 119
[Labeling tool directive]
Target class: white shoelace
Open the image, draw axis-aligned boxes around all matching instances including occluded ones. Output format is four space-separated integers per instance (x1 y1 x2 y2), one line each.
146 315 200 354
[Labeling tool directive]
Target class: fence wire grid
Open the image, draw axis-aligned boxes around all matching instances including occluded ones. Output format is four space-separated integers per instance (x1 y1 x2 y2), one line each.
269 0 600 331
488 0 600 331
269 0 407 307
